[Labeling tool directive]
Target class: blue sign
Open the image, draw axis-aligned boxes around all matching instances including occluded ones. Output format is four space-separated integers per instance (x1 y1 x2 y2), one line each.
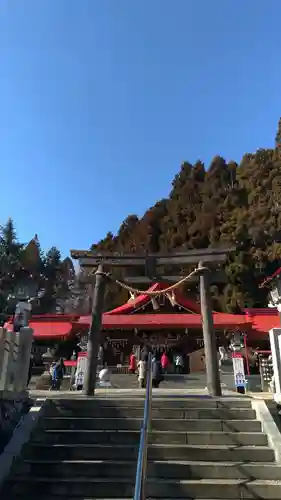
235 372 245 387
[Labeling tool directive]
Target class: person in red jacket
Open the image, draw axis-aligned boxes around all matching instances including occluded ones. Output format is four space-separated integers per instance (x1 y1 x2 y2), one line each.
161 351 170 374
129 352 137 374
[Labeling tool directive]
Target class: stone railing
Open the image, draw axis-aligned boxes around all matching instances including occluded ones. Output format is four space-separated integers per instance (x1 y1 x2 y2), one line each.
0 327 33 393
0 327 33 454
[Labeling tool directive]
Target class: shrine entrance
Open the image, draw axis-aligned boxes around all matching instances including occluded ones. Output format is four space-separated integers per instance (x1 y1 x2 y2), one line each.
71 247 234 396
103 336 129 365
135 331 185 351
100 330 220 369
100 331 188 366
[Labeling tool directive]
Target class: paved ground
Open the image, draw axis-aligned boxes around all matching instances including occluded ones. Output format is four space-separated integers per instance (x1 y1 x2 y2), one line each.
28 369 265 400
29 371 244 391
29 388 277 402
29 388 241 399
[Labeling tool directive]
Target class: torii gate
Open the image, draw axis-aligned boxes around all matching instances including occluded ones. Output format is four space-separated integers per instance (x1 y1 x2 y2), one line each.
71 247 234 397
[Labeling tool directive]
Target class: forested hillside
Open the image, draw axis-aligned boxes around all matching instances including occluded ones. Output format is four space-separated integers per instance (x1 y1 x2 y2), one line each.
0 219 75 319
91 119 281 312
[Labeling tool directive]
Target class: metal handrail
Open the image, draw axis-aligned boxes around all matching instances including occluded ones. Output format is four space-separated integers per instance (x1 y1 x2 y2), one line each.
133 352 153 500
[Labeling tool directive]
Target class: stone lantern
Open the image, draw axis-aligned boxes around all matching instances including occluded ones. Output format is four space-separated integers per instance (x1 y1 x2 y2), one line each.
264 267 281 314
261 268 281 406
36 348 55 390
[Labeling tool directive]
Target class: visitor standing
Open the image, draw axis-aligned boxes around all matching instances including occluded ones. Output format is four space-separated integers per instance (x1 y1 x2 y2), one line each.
129 351 137 374
74 368 84 390
53 358 66 390
175 353 184 374
140 346 149 362
161 351 170 374
137 359 146 388
152 355 163 388
98 345 104 370
218 346 227 367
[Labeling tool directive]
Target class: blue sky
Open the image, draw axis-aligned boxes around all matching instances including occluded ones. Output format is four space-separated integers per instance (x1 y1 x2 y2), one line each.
0 1 280 257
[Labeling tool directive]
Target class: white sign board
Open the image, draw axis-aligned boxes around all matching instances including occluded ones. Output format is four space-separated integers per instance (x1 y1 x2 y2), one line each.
77 353 87 373
74 353 87 387
232 355 246 387
75 352 110 388
269 328 281 404
77 354 88 372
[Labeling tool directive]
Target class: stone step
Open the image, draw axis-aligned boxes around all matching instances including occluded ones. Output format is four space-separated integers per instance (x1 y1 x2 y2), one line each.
47 397 252 409
23 443 275 462
32 429 268 446
43 406 257 419
4 497 280 500
14 459 281 480
0 498 251 500
40 416 262 432
4 498 280 500
4 477 281 498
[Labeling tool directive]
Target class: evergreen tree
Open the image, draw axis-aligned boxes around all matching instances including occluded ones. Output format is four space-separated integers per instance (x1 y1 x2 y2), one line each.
42 247 63 308
0 221 71 316
3 118 281 315
275 117 281 148
0 218 23 291
40 247 74 312
91 117 281 312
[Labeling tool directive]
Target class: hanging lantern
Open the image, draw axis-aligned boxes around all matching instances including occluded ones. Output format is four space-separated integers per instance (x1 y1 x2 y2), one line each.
167 291 176 307
151 297 160 310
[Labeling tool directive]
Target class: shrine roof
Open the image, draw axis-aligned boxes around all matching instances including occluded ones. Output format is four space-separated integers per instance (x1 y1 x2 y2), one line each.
28 314 81 322
244 308 278 316
244 312 280 334
4 320 76 339
79 312 247 330
106 282 202 315
3 308 279 338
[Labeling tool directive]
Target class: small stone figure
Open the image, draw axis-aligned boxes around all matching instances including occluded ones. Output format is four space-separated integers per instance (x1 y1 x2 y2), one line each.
13 299 32 332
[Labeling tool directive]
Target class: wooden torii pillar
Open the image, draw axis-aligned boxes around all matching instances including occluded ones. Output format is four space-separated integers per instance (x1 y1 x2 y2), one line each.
71 248 234 397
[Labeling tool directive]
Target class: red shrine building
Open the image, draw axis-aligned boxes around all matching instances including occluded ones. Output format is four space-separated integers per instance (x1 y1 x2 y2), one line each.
5 282 280 367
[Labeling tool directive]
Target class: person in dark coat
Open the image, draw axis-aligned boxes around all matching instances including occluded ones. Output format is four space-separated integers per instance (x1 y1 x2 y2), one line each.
140 346 149 362
151 355 163 388
53 358 66 390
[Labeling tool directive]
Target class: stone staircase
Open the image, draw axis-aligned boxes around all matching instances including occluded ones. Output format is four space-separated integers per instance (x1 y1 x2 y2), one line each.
1 396 281 498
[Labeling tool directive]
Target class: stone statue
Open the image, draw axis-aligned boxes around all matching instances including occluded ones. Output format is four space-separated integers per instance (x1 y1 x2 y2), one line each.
13 299 32 332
